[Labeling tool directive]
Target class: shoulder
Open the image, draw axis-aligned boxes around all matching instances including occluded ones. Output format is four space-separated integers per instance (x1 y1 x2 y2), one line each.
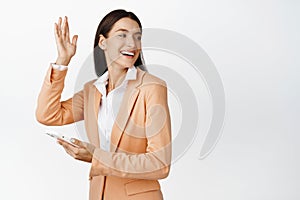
139 69 167 89
138 70 169 104
78 79 97 94
137 70 168 98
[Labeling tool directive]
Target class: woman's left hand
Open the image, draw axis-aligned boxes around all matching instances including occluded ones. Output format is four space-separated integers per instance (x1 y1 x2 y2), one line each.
57 138 95 163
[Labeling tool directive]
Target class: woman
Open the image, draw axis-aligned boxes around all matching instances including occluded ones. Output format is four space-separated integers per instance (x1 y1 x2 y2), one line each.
36 9 172 200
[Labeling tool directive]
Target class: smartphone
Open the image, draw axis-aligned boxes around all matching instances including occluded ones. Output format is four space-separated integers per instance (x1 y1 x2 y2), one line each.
45 130 79 147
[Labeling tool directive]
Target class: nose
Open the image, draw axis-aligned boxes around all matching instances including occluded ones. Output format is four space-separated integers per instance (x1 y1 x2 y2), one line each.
125 35 136 48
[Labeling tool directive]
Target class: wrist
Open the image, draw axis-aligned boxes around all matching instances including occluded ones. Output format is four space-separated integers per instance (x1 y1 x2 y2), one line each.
55 57 71 66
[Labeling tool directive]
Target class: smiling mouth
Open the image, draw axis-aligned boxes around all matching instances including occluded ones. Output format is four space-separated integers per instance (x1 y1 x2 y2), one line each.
120 50 135 58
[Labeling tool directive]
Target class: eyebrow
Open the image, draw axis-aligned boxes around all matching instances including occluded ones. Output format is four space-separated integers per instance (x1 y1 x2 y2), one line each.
115 28 142 34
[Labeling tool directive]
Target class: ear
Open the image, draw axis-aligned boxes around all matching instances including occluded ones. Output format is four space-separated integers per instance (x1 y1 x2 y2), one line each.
98 34 107 50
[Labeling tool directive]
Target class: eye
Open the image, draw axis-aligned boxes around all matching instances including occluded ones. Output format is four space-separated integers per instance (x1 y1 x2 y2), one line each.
118 33 126 38
135 35 142 41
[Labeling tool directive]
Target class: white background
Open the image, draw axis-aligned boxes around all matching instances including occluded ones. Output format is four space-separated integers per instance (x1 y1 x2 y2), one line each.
0 0 299 199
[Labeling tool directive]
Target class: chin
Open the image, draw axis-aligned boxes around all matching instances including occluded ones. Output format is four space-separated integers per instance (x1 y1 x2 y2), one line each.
116 59 136 68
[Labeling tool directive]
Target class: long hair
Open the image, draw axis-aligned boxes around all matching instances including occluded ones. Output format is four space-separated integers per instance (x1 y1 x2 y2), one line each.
93 9 146 77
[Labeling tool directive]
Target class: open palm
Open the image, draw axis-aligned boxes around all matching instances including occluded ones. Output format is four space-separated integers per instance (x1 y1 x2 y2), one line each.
54 16 78 65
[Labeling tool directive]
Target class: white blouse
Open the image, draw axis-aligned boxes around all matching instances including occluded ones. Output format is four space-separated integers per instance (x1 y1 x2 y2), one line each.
93 66 137 151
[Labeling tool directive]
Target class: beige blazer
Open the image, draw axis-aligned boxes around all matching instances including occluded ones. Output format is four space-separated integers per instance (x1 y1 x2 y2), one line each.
36 66 172 200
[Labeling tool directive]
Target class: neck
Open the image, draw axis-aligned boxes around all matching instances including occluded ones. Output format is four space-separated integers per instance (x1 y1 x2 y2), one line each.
107 63 128 90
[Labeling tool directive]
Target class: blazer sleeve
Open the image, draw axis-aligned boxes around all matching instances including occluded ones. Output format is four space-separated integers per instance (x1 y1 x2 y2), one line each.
35 65 84 125
89 83 172 180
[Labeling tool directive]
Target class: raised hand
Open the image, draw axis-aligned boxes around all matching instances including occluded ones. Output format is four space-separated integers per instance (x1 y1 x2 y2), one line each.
54 16 78 66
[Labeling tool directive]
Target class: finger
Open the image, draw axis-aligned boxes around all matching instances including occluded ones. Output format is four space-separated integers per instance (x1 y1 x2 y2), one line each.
57 140 73 155
61 16 67 40
54 24 63 45
72 138 95 155
54 23 59 37
57 17 62 36
70 138 86 148
71 35 78 46
58 139 79 152
57 140 79 159
65 16 70 42
65 148 76 158
57 139 63 145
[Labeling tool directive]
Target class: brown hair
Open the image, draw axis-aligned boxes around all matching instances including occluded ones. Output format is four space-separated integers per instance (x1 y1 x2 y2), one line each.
93 9 143 77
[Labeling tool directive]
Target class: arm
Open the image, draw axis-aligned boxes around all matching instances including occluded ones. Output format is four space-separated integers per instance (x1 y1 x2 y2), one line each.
35 66 84 125
36 16 82 125
90 83 172 180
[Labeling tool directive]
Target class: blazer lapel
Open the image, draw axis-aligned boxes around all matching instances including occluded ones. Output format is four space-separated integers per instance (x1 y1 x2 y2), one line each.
93 88 102 118
86 86 101 148
110 68 145 152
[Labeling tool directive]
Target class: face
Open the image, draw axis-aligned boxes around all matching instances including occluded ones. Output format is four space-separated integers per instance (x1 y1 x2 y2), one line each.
99 17 142 69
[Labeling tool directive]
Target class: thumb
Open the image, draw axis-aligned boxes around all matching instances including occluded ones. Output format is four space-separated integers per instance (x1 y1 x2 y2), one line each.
72 35 78 46
70 138 95 153
70 138 85 147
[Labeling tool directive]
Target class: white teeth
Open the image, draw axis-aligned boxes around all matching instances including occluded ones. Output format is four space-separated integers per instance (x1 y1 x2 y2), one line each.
121 51 134 56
